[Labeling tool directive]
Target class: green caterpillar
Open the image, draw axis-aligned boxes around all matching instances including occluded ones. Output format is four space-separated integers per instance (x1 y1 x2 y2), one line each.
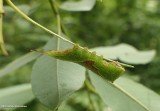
35 44 125 82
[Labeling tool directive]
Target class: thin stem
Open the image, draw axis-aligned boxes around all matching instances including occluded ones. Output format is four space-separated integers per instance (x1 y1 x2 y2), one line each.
49 0 61 49
49 0 69 37
5 0 75 45
119 62 134 68
85 72 100 110
49 0 58 16
0 0 8 55
57 14 61 50
87 91 96 111
104 58 134 68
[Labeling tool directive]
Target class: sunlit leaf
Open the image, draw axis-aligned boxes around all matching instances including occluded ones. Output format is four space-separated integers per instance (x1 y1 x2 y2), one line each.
91 43 156 64
60 0 96 11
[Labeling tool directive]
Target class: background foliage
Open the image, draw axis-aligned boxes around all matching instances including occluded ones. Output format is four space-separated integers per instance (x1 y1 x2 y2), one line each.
1 0 160 110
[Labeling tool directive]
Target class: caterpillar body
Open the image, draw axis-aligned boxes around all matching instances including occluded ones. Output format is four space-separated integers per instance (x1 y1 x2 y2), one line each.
35 44 125 82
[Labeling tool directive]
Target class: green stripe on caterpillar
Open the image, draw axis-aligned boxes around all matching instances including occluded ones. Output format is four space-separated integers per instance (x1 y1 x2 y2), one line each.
33 44 125 82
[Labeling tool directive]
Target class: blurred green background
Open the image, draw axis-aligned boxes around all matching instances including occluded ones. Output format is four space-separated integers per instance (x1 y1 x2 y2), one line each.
1 0 160 110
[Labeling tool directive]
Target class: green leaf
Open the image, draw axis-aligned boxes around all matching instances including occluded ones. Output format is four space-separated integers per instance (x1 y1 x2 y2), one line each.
0 52 40 77
31 38 85 109
115 77 160 111
91 43 156 64
89 71 149 111
60 0 96 11
0 84 34 110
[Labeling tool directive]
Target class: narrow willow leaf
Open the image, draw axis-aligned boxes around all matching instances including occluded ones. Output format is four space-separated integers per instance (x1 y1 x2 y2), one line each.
115 77 160 111
60 0 96 11
0 84 34 110
0 52 40 77
31 38 85 109
89 71 149 111
91 43 156 64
